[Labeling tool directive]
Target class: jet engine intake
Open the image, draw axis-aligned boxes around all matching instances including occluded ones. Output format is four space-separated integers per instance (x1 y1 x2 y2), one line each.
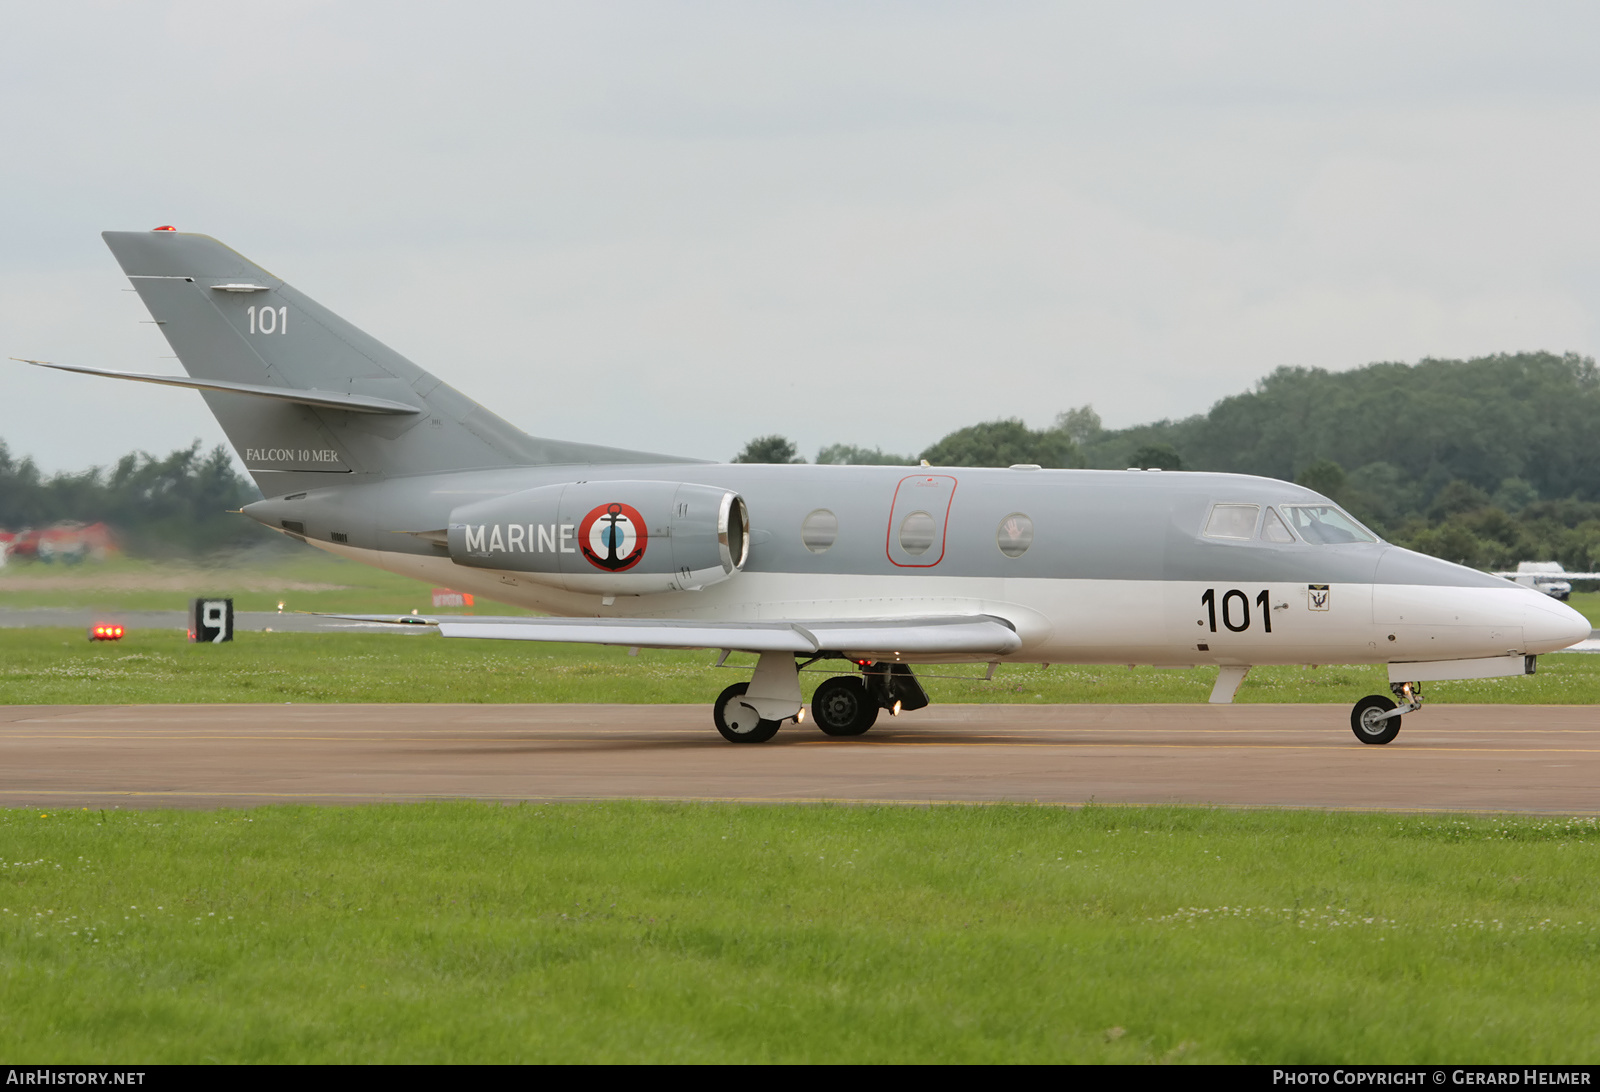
447 480 749 595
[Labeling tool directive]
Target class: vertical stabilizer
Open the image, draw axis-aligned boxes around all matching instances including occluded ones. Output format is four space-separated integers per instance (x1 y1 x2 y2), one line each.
101 230 691 496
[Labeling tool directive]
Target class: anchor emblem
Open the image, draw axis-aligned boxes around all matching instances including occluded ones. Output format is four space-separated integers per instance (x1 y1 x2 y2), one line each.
579 501 648 572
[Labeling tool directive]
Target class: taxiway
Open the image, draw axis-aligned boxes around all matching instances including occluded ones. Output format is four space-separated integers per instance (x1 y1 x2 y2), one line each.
1 703 1596 813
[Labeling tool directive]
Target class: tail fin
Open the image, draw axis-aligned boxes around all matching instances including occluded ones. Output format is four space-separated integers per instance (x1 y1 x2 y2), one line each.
101 230 690 496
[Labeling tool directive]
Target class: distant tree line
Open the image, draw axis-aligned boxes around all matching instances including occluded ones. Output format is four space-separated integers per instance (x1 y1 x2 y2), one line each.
0 439 272 557
13 352 1598 568
735 352 1600 570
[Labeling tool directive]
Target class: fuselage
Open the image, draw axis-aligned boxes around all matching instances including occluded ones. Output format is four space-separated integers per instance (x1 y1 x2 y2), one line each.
243 464 1592 668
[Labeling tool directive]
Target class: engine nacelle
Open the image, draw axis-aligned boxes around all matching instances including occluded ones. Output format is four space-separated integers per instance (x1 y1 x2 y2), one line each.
447 480 749 596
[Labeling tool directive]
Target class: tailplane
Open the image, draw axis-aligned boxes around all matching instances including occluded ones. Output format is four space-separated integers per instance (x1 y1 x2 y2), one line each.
95 229 691 495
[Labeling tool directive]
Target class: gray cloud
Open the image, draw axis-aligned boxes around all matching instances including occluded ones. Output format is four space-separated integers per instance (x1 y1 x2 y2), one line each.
4 1 1600 471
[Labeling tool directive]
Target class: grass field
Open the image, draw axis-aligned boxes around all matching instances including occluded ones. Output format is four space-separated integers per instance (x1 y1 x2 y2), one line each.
0 802 1595 1063
3 555 1597 706
0 551 531 615
5 626 1600 705
4 559 1597 1063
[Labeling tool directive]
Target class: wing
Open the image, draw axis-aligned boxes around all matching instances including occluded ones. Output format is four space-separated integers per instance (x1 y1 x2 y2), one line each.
312 613 1023 657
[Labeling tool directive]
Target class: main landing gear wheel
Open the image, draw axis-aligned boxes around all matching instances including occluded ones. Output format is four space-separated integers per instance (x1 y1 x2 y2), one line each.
811 675 879 737
1351 694 1402 745
713 682 781 744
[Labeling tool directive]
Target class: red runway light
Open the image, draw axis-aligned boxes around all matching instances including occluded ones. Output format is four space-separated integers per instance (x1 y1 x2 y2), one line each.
88 624 124 641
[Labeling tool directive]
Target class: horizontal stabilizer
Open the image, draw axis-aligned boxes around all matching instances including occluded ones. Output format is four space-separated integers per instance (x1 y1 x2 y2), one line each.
12 358 422 415
308 613 1023 656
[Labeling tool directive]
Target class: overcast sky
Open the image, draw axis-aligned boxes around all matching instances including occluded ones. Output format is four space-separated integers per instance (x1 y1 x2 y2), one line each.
4 2 1600 473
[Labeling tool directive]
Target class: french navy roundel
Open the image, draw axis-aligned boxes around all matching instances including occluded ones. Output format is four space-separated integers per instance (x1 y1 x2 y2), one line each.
579 502 648 572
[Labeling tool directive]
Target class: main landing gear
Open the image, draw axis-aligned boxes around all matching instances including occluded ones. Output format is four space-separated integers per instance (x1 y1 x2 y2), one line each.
1350 682 1422 745
710 655 930 743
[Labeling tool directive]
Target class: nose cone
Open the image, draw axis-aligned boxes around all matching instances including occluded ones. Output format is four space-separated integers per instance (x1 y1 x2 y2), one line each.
1524 595 1593 653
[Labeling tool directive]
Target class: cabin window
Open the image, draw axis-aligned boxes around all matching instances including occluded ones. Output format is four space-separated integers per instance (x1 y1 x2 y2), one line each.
801 509 838 554
1202 504 1259 540
1280 504 1377 545
899 510 938 556
1261 508 1295 543
996 513 1033 558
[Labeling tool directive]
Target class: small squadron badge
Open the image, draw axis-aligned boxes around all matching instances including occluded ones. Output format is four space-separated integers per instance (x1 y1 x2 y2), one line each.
579 502 648 572
1307 584 1330 611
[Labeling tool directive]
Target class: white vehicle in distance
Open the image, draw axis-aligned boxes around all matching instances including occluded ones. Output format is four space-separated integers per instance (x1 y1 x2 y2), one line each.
1494 561 1600 601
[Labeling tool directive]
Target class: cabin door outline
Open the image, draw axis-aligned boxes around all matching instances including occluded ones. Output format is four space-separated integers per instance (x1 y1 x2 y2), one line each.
885 474 958 568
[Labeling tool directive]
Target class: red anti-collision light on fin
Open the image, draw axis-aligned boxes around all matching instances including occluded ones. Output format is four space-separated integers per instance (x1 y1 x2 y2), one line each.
152 225 176 231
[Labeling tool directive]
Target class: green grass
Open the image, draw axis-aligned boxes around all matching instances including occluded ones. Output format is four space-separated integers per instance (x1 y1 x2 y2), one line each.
0 551 531 615
1567 590 1600 627
3 626 1600 705
0 802 1595 1063
3 559 1597 705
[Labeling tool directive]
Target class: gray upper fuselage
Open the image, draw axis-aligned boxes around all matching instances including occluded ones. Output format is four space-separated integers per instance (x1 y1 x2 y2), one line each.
98 230 1501 597
243 463 1505 590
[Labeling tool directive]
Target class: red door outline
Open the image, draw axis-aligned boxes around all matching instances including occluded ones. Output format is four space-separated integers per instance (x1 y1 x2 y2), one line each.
885 474 958 568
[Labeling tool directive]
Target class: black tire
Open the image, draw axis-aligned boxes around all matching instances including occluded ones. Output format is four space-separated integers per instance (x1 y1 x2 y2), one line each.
1350 694 1401 745
811 675 879 737
713 682 781 743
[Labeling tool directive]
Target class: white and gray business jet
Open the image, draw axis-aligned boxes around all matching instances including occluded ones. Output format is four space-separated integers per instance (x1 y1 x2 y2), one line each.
16 230 1592 745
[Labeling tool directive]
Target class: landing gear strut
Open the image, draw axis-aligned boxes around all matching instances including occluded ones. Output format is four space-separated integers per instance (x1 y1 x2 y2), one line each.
1350 681 1422 745
713 681 781 744
712 650 803 743
710 657 934 743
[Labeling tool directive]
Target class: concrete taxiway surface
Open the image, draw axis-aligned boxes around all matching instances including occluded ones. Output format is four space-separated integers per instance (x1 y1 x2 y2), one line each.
1 703 1597 812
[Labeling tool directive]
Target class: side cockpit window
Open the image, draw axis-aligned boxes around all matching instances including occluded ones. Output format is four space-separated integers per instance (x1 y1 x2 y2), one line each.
1281 504 1377 545
1202 504 1259 540
1261 507 1295 543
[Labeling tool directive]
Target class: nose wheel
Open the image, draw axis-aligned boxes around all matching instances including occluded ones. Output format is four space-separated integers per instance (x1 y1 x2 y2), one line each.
1350 682 1421 745
1350 695 1402 744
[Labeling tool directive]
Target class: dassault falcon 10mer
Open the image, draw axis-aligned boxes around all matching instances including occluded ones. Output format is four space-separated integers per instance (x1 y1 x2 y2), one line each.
16 229 1592 744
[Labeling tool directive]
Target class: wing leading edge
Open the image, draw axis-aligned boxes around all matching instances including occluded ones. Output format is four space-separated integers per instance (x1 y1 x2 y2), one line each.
320 614 1023 657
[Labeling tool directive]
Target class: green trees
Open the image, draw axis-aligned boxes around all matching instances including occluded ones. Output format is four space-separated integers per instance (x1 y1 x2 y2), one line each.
918 419 1081 468
0 439 267 556
733 436 806 464
1129 444 1184 471
814 443 914 466
1081 352 1600 510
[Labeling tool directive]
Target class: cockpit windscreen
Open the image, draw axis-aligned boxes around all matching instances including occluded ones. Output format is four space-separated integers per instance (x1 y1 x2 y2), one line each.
1280 504 1377 545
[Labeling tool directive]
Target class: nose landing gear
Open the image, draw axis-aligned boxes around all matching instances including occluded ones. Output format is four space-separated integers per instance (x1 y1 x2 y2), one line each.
1350 682 1422 745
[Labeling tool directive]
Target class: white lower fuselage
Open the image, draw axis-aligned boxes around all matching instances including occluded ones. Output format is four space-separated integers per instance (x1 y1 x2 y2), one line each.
313 540 1588 667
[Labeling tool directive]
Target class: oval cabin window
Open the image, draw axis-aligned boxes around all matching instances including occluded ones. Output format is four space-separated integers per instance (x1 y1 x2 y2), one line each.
996 513 1033 558
801 508 838 554
899 510 938 556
